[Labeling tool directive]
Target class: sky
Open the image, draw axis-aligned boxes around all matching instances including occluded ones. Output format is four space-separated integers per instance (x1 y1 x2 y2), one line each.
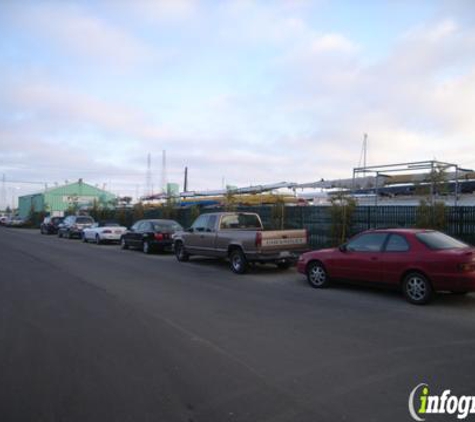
1 0 475 206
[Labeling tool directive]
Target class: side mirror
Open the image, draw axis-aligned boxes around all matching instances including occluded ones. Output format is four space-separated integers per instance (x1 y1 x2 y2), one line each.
339 244 347 253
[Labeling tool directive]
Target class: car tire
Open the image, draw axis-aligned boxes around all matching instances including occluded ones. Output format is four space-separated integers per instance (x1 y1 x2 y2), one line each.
95 234 102 245
142 240 152 254
307 261 330 288
229 248 248 274
402 272 434 305
175 242 189 262
276 261 292 270
120 237 129 250
82 233 88 243
58 231 62 238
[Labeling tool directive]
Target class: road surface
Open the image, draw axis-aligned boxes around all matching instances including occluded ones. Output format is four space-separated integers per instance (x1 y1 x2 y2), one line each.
1 228 474 421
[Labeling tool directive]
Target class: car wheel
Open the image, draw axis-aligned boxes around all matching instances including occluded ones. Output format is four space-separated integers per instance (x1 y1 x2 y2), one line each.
229 249 248 274
82 233 88 243
175 242 189 262
58 231 62 238
276 261 292 270
67 231 72 239
120 237 129 250
402 272 434 305
142 240 152 254
307 261 330 288
95 234 102 245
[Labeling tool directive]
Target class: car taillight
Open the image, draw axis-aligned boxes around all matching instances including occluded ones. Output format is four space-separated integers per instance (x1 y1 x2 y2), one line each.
459 262 475 272
255 231 262 248
155 233 164 241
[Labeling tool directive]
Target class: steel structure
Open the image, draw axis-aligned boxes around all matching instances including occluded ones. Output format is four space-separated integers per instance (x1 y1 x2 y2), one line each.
352 160 473 207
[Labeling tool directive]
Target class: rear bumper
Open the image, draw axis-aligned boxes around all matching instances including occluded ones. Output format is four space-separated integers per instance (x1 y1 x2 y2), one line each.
100 233 122 241
151 240 174 250
245 250 304 263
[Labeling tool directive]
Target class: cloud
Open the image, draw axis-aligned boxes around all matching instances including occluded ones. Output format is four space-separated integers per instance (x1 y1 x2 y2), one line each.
311 33 360 54
12 3 154 67
2 1 475 199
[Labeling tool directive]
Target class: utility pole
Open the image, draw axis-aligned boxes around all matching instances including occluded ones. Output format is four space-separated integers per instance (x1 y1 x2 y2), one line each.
363 133 368 172
1 174 6 211
161 150 167 194
145 153 152 196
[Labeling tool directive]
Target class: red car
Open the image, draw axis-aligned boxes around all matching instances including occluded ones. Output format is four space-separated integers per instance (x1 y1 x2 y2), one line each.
297 229 475 304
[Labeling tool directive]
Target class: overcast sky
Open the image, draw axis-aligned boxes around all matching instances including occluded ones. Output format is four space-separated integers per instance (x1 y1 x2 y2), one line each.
1 0 475 205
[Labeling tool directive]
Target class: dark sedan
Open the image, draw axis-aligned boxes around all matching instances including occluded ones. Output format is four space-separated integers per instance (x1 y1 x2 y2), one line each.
297 229 475 304
120 219 183 254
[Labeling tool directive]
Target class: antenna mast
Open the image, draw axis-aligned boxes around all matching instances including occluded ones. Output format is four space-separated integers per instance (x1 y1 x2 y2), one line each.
145 153 152 196
161 150 167 194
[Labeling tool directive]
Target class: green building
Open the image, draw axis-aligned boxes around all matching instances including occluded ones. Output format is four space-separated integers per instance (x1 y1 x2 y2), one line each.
167 183 180 196
18 179 116 218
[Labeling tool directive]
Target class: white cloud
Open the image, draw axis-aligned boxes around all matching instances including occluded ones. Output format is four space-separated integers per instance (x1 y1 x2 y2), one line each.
311 33 360 54
16 3 154 67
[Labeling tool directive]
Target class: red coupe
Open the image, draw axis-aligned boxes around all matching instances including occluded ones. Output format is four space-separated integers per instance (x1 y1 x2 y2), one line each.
297 229 475 304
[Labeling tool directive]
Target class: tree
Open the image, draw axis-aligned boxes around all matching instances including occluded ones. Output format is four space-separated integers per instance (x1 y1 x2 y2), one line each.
329 192 356 245
271 196 286 230
415 199 446 230
223 190 237 211
133 202 145 221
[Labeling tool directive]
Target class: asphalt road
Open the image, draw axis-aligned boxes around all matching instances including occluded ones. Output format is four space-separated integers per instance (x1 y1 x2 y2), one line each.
1 228 474 422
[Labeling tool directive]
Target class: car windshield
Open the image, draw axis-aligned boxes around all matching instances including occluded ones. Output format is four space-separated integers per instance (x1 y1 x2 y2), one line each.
416 231 469 250
76 217 93 224
153 222 183 232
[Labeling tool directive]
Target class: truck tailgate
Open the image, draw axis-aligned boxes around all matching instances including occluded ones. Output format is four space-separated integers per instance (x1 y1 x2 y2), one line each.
260 230 308 252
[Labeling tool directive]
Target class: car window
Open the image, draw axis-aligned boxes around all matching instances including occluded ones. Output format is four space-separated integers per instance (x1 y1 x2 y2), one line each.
152 221 183 232
139 222 152 231
416 231 469 250
220 214 261 229
206 215 217 232
131 222 141 231
76 217 93 224
347 233 388 252
385 234 410 252
192 215 209 232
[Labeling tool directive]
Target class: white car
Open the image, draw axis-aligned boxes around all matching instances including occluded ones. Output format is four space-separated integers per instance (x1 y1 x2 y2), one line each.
82 221 127 244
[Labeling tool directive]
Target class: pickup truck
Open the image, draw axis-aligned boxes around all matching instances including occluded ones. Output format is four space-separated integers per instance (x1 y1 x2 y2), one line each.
173 212 308 274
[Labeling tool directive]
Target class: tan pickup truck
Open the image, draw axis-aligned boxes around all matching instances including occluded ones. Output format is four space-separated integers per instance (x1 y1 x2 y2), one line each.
173 212 308 274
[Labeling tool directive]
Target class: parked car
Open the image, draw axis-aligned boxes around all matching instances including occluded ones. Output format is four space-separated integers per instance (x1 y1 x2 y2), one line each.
0 216 10 225
58 215 95 239
7 216 27 227
120 219 183 254
298 228 475 305
173 212 308 273
82 221 127 244
40 216 64 234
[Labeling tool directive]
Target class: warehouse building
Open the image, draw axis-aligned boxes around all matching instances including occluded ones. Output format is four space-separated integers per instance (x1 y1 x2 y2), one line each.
18 179 116 218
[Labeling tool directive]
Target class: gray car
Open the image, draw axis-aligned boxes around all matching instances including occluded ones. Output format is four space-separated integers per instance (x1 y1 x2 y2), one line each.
58 215 95 239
